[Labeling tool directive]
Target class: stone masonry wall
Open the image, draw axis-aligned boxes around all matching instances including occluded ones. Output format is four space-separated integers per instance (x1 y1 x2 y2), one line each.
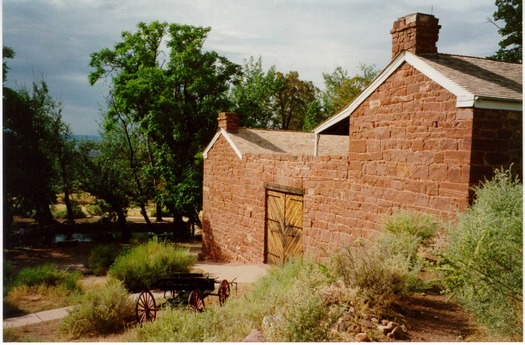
202 62 521 263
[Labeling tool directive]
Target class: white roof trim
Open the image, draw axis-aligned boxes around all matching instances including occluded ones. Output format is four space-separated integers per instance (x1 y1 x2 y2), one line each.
314 52 409 134
202 129 243 160
314 51 521 134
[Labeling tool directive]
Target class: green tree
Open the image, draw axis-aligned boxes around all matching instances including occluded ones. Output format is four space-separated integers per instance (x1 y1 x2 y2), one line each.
229 56 278 128
89 21 240 235
78 135 134 242
272 71 318 130
322 63 378 116
489 0 522 63
3 50 71 226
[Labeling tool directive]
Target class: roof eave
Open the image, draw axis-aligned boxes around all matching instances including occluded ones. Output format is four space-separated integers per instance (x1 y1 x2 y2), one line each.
314 52 410 135
202 129 243 160
314 51 522 135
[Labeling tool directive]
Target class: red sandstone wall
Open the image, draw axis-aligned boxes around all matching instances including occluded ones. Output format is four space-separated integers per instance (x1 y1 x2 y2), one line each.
348 62 472 218
202 62 522 263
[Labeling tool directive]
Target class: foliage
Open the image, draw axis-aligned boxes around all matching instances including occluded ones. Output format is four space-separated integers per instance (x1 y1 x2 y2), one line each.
108 237 196 292
321 63 378 117
489 0 522 63
229 56 279 128
78 137 133 241
52 203 86 220
13 263 81 292
331 242 423 312
87 244 122 276
272 71 318 130
60 279 135 339
383 210 440 244
89 21 240 229
3 260 16 292
3 47 82 226
437 168 522 339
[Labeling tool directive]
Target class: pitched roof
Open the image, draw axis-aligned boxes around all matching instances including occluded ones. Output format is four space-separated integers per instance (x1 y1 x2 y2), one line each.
315 51 523 135
419 54 522 102
203 128 348 160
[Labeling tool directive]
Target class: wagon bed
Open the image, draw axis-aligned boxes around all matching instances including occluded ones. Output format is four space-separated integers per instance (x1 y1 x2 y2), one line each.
135 272 235 323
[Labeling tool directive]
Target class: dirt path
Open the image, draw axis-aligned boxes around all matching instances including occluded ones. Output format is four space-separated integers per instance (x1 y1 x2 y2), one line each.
402 291 473 341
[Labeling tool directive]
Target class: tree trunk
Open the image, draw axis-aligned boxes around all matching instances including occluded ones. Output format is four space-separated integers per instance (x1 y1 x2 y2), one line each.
116 208 130 243
63 188 75 223
171 208 186 238
35 202 55 226
140 203 152 227
155 202 163 222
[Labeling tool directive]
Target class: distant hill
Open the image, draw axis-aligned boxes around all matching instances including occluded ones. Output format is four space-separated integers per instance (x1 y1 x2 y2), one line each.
73 134 101 142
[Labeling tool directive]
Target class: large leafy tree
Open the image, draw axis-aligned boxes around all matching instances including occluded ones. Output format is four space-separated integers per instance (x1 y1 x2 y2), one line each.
89 22 240 233
229 56 279 128
489 0 522 63
272 71 318 130
322 64 378 116
3 47 74 226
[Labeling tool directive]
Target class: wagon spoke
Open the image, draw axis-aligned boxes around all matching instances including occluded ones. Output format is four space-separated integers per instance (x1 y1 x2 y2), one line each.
218 280 231 306
136 290 157 323
188 290 205 312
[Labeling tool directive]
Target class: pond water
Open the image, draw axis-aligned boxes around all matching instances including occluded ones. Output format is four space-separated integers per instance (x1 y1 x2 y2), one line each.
54 233 93 243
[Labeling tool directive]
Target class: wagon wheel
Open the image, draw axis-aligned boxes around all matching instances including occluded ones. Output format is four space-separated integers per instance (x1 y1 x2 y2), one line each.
188 290 205 312
136 290 157 323
218 280 231 306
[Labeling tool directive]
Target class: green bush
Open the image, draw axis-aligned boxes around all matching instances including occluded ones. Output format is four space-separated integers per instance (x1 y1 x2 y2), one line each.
331 241 423 311
61 279 134 339
109 237 196 292
438 168 522 340
3 260 16 293
14 263 80 291
383 210 439 244
88 244 121 276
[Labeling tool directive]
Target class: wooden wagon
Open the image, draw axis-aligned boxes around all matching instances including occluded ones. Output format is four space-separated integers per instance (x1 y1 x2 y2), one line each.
135 272 235 323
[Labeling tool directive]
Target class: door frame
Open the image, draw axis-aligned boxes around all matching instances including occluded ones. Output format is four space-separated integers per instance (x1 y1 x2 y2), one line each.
264 183 304 264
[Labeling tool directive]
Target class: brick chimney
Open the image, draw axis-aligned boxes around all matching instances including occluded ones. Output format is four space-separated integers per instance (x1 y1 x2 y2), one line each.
390 13 441 58
218 112 239 133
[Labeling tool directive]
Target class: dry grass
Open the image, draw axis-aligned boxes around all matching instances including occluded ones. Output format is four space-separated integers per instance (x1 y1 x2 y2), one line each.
4 284 77 315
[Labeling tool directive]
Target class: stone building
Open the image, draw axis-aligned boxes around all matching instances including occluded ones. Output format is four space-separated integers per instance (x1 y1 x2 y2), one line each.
201 13 522 264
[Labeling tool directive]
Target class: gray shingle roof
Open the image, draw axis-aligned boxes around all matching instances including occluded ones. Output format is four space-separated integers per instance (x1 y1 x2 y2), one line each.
419 54 522 101
228 128 348 156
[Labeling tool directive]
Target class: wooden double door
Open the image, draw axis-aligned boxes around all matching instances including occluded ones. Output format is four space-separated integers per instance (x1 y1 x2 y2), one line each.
265 189 303 265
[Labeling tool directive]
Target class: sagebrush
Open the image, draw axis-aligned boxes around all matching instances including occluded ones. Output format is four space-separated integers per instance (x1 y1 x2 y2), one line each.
109 237 196 292
88 243 121 276
61 279 134 338
438 168 522 340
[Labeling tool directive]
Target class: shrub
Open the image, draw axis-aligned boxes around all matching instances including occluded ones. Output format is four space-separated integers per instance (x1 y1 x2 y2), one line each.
109 237 196 292
13 263 80 291
437 168 522 340
383 210 439 244
61 279 134 338
87 244 121 276
3 260 16 293
331 241 422 312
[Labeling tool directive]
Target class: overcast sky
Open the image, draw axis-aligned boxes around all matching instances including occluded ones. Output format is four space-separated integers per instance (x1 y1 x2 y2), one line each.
3 0 502 135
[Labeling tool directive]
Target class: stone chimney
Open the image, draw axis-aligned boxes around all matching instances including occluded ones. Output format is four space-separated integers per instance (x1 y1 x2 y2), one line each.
390 13 441 58
218 112 239 133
